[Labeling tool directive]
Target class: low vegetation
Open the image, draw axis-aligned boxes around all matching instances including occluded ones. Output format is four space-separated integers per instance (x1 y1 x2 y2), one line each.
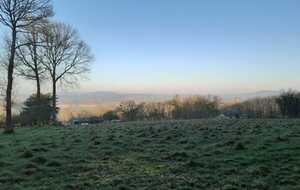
19 94 55 126
0 119 300 189
93 91 300 123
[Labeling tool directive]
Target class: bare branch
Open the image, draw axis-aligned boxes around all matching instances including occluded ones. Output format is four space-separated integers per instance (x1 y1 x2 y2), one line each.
41 22 93 85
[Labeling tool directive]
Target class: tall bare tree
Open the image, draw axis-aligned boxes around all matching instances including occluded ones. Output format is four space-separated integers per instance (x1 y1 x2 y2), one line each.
40 22 92 122
0 0 52 132
16 23 46 99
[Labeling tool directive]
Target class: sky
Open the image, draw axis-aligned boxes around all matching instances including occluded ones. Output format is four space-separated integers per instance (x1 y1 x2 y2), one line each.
4 0 300 95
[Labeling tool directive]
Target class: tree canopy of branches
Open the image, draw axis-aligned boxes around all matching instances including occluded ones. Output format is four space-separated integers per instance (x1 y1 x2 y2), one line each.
136 102 173 120
40 22 92 121
0 0 52 132
224 97 280 119
118 101 140 121
16 22 48 99
168 95 220 119
276 90 300 118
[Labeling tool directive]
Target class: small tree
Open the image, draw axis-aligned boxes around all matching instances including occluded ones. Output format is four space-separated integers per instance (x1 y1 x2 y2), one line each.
119 101 139 121
276 90 300 118
170 95 183 119
141 102 168 120
20 93 55 126
16 22 48 99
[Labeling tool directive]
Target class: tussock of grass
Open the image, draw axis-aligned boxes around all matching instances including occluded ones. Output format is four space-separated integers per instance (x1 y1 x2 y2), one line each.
31 156 47 164
20 150 34 158
46 160 62 167
2 128 15 134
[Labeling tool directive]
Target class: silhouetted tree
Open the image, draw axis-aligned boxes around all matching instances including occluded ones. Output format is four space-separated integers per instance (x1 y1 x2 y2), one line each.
0 0 52 132
40 22 92 122
276 90 300 118
16 22 48 99
119 101 139 121
170 95 183 119
141 102 173 120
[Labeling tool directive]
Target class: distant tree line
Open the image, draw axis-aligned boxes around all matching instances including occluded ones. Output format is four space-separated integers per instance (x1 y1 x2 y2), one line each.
99 90 300 122
0 0 92 131
101 95 221 122
223 97 280 119
223 90 300 119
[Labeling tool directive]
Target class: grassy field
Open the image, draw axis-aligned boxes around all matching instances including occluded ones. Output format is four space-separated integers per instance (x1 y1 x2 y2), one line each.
0 119 300 190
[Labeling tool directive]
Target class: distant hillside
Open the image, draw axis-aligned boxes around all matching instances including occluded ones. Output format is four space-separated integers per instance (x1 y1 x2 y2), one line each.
221 90 280 101
58 90 281 106
59 91 174 106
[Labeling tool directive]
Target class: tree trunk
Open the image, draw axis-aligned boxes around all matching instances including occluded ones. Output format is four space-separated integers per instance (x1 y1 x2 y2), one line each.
5 29 17 133
36 70 41 99
33 31 41 100
51 78 57 122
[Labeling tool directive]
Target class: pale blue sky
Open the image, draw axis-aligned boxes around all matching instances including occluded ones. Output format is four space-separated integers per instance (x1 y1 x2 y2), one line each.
17 0 300 94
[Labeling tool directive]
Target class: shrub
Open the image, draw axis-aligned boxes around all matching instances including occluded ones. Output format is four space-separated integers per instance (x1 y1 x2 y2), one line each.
103 110 119 121
20 94 55 126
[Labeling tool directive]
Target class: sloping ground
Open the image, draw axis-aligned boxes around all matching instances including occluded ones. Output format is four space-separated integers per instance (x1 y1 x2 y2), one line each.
0 119 300 190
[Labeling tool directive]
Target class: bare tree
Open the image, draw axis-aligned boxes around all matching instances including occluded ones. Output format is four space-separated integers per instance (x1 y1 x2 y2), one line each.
0 0 52 132
16 23 47 99
40 22 92 122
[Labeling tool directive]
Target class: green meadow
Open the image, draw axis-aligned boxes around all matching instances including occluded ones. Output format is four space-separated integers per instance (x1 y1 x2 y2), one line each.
1 119 300 190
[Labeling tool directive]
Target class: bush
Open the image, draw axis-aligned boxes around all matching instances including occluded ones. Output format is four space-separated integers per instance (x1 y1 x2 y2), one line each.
20 94 55 126
102 110 119 121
